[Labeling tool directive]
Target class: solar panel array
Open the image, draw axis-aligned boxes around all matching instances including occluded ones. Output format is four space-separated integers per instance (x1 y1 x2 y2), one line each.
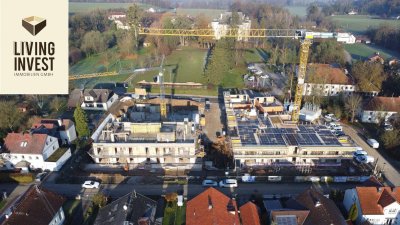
259 133 286 145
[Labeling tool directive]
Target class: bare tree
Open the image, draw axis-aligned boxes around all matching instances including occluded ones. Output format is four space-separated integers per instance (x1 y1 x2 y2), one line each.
345 94 362 122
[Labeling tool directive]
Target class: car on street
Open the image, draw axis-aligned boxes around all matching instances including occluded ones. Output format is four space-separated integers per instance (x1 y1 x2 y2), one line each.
202 179 218 187
353 149 368 158
367 139 379 148
35 172 47 182
355 155 375 164
219 179 238 188
82 180 100 189
247 76 255 81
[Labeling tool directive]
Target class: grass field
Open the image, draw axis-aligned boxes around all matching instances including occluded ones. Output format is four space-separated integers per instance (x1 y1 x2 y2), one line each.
285 6 307 17
344 43 400 61
331 15 400 34
69 2 153 13
176 8 224 19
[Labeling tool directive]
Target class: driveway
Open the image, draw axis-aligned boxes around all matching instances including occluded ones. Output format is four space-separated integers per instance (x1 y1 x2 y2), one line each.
342 123 400 186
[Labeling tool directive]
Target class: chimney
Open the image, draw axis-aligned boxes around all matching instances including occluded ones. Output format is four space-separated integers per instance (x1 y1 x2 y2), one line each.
227 199 236 215
57 118 62 127
208 195 213 210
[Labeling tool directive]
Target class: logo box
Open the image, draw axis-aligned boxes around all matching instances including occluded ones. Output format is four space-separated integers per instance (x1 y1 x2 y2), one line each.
22 16 46 36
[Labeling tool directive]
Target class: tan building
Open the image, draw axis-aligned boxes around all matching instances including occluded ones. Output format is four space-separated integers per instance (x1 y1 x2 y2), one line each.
211 12 251 41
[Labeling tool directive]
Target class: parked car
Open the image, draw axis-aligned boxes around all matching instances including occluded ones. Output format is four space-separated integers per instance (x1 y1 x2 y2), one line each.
82 181 100 189
367 139 379 148
324 114 335 121
247 76 255 81
202 179 218 187
353 149 368 158
355 155 375 164
35 172 47 182
219 179 238 188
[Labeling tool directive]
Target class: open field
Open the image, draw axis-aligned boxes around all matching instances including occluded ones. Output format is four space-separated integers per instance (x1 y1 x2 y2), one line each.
69 2 154 13
344 43 400 61
175 8 224 19
285 6 307 17
331 15 400 34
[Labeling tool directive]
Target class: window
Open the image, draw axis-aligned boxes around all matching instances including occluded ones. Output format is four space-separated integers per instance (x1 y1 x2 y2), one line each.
28 156 32 160
36 156 39 160
388 208 397 214
22 155 25 159
370 112 373 115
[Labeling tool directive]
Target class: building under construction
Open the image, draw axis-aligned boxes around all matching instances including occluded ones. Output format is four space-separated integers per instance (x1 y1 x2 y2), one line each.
89 97 203 171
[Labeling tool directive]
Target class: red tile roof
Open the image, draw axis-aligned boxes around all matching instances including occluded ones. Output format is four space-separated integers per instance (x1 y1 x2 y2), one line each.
356 187 400 215
306 64 351 85
4 133 48 155
364 97 400 112
186 188 240 225
239 202 260 225
3 185 66 225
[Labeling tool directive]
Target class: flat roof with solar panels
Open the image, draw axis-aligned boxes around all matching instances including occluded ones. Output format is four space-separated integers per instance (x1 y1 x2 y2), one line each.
232 109 342 147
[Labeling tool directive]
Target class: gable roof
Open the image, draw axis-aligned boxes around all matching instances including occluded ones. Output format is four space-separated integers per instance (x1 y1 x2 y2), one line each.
240 202 260 225
83 89 114 103
3 185 65 225
94 191 157 225
306 64 351 85
271 210 309 225
356 187 400 215
364 97 400 112
294 188 347 225
186 187 240 225
3 133 49 155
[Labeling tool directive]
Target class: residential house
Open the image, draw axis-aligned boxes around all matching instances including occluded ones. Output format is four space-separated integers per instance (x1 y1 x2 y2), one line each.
343 186 400 225
359 97 400 123
16 102 30 113
337 33 356 44
1 132 72 171
303 64 355 96
368 52 385 64
348 10 358 15
94 191 157 225
68 89 118 111
186 187 240 225
31 118 77 144
2 185 66 225
355 36 371 44
211 12 251 41
388 57 399 67
270 188 347 225
108 13 129 30
240 202 261 225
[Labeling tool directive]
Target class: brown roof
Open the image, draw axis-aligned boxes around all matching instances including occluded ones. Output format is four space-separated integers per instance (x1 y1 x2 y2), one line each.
239 202 260 225
271 210 309 225
68 89 82 108
3 185 66 225
186 187 240 225
364 97 400 112
306 64 350 85
356 187 400 215
295 188 347 225
4 133 48 155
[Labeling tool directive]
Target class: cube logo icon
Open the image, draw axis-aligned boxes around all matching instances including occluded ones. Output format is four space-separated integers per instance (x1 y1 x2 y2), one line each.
22 16 46 36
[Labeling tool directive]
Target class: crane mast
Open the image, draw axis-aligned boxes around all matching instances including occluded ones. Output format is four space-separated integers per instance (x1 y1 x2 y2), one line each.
159 55 167 119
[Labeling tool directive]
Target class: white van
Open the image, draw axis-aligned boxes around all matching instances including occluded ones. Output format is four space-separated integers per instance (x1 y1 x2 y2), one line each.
367 139 379 148
219 179 238 188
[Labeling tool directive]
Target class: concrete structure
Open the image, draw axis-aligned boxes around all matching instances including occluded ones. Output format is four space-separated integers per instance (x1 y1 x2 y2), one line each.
1 133 71 171
225 89 284 113
303 64 355 96
360 97 400 123
108 13 129 30
337 32 356 44
224 90 356 168
299 102 322 122
2 185 66 225
90 100 202 170
343 186 400 225
68 89 119 111
211 12 251 41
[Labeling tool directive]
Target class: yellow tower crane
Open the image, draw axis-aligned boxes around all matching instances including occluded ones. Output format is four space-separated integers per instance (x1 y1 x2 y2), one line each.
158 55 167 119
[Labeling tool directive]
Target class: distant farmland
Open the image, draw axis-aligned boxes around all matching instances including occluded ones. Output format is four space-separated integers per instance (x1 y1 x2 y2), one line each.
69 2 152 13
331 15 400 34
175 8 224 19
285 6 307 17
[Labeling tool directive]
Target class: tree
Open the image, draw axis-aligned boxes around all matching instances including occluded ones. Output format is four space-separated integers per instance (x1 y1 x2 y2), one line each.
73 105 90 138
380 130 400 149
311 41 346 65
81 31 107 56
0 101 24 131
204 39 234 85
50 97 67 114
352 61 385 92
127 4 142 50
92 193 107 208
345 94 362 122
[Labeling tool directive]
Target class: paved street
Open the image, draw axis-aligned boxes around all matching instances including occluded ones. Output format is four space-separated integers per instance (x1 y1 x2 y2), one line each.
342 124 400 186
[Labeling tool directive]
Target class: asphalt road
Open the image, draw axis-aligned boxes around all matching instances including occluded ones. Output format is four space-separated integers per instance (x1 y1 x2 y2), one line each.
342 123 400 186
41 182 358 199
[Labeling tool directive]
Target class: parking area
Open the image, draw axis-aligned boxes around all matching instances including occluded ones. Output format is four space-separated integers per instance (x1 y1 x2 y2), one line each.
202 102 224 143
244 63 288 95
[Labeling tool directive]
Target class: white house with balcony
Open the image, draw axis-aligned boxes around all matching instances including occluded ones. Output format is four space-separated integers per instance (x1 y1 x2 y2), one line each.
359 97 400 123
343 186 400 225
81 89 118 111
302 64 356 96
1 133 71 171
211 12 251 41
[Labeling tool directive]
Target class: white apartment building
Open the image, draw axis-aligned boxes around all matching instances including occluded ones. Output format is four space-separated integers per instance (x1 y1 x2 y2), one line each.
343 187 400 225
224 90 356 168
211 12 251 41
337 32 356 44
1 133 71 171
360 97 400 123
303 64 355 96
90 103 202 170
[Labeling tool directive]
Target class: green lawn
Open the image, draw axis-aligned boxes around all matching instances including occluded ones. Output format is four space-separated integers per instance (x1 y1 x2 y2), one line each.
344 43 400 61
285 6 307 17
69 2 153 13
331 15 400 34
175 8 224 19
46 147 68 162
163 201 186 225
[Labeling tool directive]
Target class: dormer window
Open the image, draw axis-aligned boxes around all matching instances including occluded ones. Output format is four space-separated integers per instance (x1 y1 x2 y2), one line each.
20 141 27 147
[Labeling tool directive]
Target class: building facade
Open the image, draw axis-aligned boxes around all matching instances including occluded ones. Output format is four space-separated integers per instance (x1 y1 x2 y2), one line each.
360 97 400 123
211 12 251 41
